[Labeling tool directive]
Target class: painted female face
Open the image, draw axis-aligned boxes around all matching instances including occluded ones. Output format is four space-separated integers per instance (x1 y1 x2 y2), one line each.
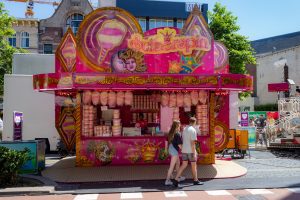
125 58 137 72
112 56 126 73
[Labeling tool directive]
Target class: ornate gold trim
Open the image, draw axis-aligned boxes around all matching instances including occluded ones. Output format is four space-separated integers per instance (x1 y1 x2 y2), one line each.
209 92 216 164
214 120 229 152
75 93 82 166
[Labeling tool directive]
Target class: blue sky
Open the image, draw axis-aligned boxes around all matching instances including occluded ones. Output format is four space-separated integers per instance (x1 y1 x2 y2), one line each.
2 0 300 41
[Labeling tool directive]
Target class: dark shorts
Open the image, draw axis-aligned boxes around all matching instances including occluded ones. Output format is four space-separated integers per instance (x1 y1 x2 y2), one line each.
182 153 196 162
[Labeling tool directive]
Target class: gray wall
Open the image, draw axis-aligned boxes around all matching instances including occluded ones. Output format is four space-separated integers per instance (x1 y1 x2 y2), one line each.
12 53 55 75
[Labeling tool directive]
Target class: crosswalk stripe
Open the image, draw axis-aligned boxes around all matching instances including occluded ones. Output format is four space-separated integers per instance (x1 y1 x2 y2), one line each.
246 189 273 195
288 188 300 193
74 194 99 200
206 190 232 196
164 191 187 197
120 192 143 199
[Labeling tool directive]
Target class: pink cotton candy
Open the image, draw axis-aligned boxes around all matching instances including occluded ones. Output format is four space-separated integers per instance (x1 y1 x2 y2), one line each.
183 93 191 107
169 93 177 107
83 90 92 105
116 91 125 106
176 93 184 107
191 91 199 105
125 91 133 106
108 91 117 108
199 90 208 104
100 91 108 106
91 91 100 106
161 92 169 107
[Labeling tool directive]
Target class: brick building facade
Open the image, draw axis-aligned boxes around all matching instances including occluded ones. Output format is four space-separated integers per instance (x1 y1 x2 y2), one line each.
38 0 93 54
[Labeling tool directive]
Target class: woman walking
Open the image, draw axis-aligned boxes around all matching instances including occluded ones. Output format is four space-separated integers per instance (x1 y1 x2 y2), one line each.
165 120 185 185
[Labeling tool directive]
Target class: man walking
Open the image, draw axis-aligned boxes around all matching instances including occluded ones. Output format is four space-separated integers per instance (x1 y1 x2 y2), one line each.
255 114 267 146
173 117 203 187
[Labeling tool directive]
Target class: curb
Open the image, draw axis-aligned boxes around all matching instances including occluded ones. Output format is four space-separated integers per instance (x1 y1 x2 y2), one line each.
0 186 55 196
21 174 58 187
0 175 58 196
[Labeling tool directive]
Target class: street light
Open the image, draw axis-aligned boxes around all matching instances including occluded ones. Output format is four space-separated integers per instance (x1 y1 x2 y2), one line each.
273 58 290 98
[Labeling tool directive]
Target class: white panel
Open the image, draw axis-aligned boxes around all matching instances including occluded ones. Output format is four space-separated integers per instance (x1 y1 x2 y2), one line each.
229 91 239 129
3 75 58 150
12 53 55 75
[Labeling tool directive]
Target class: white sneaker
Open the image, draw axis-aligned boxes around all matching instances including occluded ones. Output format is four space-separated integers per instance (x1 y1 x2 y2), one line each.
165 179 173 186
178 176 186 182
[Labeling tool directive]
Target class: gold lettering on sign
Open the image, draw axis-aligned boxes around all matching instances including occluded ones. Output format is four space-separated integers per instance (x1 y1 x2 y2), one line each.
128 28 211 55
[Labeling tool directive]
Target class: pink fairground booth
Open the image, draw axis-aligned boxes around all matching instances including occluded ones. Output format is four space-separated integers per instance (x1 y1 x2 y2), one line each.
33 6 252 167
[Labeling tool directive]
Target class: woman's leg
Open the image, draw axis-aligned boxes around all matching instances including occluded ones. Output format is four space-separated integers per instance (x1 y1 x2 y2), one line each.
175 156 180 172
167 155 179 180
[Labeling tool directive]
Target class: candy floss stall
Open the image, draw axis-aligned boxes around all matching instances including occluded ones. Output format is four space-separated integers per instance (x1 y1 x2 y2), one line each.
33 6 252 166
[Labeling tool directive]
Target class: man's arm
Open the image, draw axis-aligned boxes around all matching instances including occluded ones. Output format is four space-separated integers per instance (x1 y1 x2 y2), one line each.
191 130 197 154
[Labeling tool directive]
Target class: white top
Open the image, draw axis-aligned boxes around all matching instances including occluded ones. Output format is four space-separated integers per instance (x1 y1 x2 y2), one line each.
182 125 197 153
194 125 201 135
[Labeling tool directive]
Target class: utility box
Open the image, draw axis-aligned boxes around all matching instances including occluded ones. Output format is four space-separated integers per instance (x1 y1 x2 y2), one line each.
0 140 45 174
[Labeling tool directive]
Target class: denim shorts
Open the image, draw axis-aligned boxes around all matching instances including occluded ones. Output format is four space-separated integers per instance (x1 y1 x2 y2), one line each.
182 153 196 162
168 144 179 156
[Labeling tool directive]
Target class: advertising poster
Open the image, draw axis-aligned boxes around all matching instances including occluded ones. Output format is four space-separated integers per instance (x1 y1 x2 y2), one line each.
238 127 256 145
13 111 23 141
240 112 249 127
266 111 279 126
0 141 37 174
248 111 267 127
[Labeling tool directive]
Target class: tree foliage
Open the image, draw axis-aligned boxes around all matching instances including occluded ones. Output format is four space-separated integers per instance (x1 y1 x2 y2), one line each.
208 3 256 99
208 3 256 74
0 146 30 187
0 2 27 95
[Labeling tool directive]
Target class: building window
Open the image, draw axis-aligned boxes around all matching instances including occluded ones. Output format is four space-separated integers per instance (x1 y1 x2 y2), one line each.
43 44 53 54
177 20 185 29
66 13 83 35
149 19 156 30
149 19 173 30
21 32 29 48
166 20 174 27
8 34 16 47
156 19 163 28
138 18 146 32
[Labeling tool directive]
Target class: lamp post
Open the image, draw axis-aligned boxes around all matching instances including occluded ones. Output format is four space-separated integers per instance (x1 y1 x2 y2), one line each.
274 58 288 99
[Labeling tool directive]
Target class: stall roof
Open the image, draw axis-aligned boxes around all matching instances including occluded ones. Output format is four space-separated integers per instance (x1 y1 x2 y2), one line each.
33 73 253 92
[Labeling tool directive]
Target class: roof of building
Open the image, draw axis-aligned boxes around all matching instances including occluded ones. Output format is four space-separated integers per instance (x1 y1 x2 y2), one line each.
251 31 300 55
116 0 207 20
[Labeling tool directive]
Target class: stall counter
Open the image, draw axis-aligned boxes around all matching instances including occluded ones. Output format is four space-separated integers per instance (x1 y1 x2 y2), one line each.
77 135 211 166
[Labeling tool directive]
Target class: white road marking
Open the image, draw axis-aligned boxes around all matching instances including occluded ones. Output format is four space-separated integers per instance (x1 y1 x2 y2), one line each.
246 189 273 195
206 190 232 195
164 191 187 197
74 194 99 200
120 192 143 199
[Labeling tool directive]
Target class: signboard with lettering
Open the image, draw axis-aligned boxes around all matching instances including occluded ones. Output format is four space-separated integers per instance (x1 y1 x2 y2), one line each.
240 112 249 127
13 111 23 141
185 2 202 12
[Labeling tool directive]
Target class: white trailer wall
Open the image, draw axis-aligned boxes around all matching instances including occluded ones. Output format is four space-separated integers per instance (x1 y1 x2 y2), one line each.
3 75 58 150
3 53 58 151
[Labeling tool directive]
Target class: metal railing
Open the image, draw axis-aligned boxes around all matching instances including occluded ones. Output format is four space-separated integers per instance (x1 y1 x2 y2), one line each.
266 97 300 144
